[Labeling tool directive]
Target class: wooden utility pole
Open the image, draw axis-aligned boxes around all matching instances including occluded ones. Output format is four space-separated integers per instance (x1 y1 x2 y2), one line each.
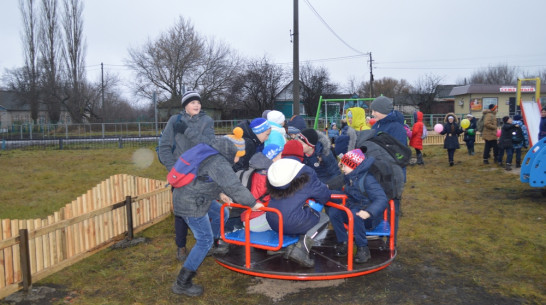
369 53 374 98
292 0 300 115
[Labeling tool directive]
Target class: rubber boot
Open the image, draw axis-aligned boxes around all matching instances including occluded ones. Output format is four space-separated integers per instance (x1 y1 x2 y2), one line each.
354 246 371 264
172 268 204 297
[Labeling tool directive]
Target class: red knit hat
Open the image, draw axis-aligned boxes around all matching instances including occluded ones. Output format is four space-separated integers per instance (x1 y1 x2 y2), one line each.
340 148 366 169
282 140 304 162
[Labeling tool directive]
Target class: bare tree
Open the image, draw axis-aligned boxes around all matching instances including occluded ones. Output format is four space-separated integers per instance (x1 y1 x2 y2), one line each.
356 77 411 99
300 63 338 118
411 74 443 113
127 17 204 103
228 57 287 118
61 0 87 122
39 0 65 123
19 0 40 123
469 64 518 85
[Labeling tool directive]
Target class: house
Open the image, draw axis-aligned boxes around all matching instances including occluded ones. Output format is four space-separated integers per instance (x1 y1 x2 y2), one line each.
0 90 71 129
449 84 546 118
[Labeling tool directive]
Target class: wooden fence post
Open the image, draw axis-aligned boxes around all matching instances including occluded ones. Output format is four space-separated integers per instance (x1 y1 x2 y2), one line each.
18 229 32 291
125 196 133 240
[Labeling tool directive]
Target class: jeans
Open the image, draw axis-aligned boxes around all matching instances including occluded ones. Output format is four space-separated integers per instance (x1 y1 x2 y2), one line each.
498 147 514 164
182 215 214 272
208 200 229 239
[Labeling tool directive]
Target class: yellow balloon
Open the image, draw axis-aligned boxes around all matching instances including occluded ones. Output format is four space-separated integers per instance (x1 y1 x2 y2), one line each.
461 118 470 129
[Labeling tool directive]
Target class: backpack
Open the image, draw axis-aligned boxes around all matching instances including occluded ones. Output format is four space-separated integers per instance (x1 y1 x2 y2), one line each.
156 114 182 166
368 131 412 167
167 143 219 188
355 129 409 199
421 126 428 139
512 124 524 144
477 115 485 133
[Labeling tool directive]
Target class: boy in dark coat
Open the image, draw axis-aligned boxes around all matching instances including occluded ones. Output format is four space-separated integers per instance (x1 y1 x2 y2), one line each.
328 148 388 263
497 116 515 171
266 158 332 267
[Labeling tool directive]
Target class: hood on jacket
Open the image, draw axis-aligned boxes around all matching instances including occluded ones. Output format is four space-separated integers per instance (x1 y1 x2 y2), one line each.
443 112 459 123
347 107 369 130
413 111 423 123
249 152 273 170
211 137 238 165
316 131 333 157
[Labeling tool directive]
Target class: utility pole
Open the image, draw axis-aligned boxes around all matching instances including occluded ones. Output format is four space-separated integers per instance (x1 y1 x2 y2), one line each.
368 53 374 98
101 62 105 111
292 0 300 115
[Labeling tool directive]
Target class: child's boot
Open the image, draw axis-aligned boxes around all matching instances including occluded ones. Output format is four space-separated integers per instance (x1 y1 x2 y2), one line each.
354 246 371 263
334 242 348 257
505 163 512 171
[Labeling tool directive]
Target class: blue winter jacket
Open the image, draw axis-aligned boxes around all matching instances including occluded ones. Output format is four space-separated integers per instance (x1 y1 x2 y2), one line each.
371 110 407 147
303 131 341 185
266 165 332 235
343 156 388 227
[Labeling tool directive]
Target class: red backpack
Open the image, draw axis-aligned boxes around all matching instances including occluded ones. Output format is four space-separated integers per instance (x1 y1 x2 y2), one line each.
167 143 219 188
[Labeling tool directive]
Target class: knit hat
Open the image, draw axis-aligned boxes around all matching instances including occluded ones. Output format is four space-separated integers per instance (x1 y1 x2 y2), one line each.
340 148 366 170
262 110 271 119
181 91 201 108
513 114 522 121
287 115 307 134
250 118 271 135
466 113 474 118
502 116 510 124
488 104 497 111
267 158 305 189
267 110 286 126
298 129 318 147
282 139 304 162
370 96 394 115
224 127 246 157
263 144 282 160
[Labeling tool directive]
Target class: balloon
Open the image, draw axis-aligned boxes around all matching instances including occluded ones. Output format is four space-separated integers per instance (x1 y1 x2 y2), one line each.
461 118 470 129
467 129 475 136
369 118 377 126
434 123 443 133
496 129 501 137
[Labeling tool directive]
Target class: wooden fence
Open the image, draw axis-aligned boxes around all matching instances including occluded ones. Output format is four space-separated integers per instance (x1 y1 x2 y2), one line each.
423 133 484 145
0 174 172 299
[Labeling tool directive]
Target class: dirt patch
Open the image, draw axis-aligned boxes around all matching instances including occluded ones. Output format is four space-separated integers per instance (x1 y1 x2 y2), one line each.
247 278 345 302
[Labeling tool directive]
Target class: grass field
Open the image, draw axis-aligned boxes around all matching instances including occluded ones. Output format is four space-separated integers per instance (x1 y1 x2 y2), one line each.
0 144 544 304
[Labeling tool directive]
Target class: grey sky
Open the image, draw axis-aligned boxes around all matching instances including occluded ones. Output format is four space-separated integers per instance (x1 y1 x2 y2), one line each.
1 0 545 103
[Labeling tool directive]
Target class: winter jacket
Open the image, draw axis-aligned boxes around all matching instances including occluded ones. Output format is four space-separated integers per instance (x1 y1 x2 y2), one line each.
328 128 339 142
347 107 370 131
233 119 264 171
158 111 215 170
264 120 286 149
172 137 257 218
463 117 477 142
409 111 424 150
512 119 529 149
498 122 515 149
342 156 388 228
334 124 357 155
302 131 341 185
371 110 408 147
266 165 332 235
481 109 498 141
539 116 546 140
440 113 463 149
240 152 273 221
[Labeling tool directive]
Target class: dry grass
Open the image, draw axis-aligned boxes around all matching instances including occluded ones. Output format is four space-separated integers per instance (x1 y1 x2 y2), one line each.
0 144 544 304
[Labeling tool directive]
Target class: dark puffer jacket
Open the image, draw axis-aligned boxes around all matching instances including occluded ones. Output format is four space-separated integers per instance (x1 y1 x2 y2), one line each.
440 113 463 149
303 131 341 185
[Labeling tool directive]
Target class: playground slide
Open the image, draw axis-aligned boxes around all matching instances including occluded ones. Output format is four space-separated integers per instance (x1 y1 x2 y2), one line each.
520 100 541 147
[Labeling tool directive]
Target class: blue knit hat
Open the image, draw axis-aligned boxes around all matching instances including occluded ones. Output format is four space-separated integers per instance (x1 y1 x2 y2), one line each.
250 118 271 135
263 144 282 160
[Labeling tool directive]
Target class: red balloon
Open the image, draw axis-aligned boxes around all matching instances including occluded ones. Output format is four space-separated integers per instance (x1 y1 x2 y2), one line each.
369 118 377 126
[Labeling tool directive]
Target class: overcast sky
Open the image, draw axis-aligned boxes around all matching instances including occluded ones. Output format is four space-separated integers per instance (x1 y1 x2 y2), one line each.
1 0 545 103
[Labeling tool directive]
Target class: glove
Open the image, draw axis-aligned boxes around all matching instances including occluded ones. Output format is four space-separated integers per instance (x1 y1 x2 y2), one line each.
173 120 187 134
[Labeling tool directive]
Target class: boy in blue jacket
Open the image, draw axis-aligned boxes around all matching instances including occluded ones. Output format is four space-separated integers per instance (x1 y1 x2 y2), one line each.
328 147 388 263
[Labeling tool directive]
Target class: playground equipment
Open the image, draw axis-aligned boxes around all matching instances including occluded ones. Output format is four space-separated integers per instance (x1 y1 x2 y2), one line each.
517 77 541 147
313 96 374 129
520 137 546 188
215 195 396 280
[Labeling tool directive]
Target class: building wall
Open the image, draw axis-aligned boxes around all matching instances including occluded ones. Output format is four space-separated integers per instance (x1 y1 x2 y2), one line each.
454 92 542 118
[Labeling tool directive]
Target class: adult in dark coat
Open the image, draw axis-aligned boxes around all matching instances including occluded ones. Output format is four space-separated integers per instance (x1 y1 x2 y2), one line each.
440 113 463 166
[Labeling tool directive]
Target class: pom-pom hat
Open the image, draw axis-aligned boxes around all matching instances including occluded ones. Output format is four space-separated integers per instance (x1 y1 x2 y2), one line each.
181 91 201 108
267 158 305 189
224 127 246 157
340 148 366 170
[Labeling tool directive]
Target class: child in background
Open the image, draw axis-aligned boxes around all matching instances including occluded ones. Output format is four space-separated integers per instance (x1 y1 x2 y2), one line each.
497 116 515 171
240 144 283 232
409 111 425 165
463 114 477 155
266 158 332 267
328 147 388 263
511 114 529 168
440 113 463 166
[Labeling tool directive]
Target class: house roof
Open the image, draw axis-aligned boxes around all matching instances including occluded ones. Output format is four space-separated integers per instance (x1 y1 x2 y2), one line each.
0 90 33 111
436 85 458 98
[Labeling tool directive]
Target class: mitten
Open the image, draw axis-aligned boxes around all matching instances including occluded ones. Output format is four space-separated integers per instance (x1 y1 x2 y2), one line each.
174 120 188 134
